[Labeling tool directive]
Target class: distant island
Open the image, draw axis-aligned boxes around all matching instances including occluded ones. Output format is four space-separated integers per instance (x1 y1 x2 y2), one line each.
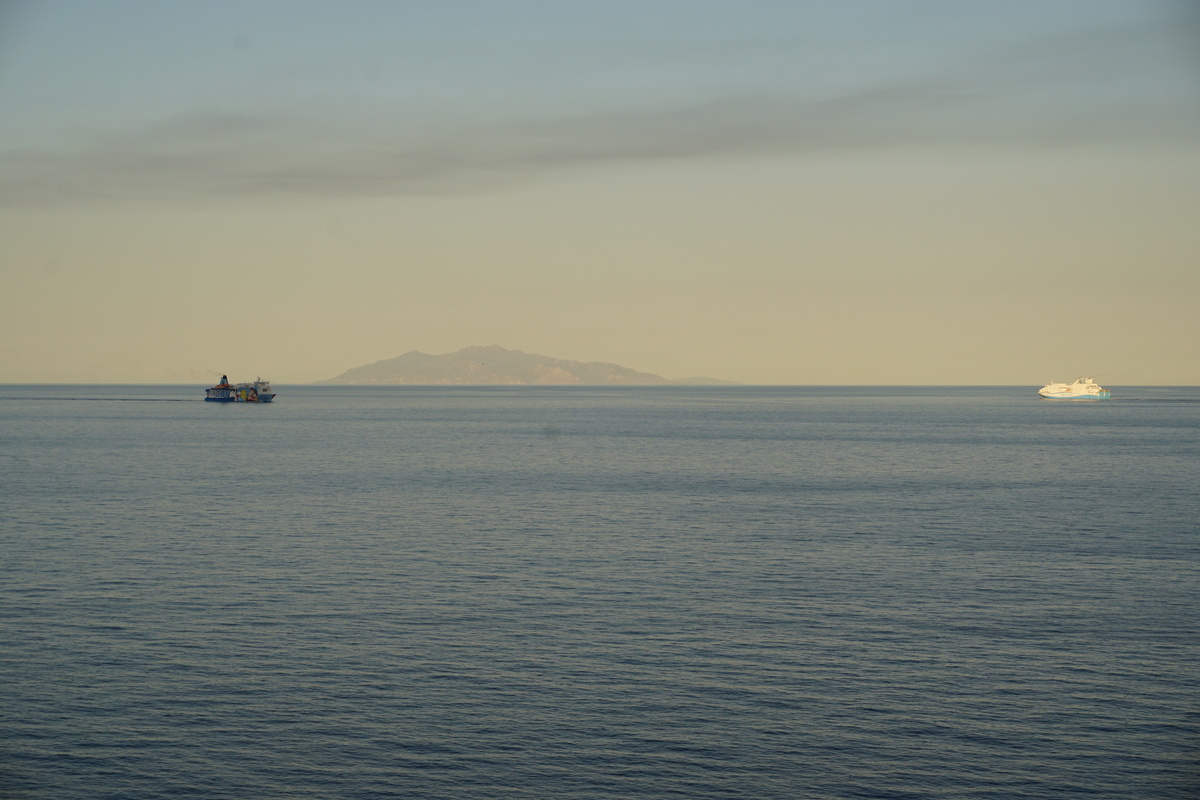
321 345 739 386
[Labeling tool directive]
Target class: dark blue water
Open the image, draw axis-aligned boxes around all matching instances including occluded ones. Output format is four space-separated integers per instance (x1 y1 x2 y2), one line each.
2 385 1198 799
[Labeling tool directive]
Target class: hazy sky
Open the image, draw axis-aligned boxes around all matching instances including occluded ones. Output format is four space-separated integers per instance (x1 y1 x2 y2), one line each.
2 1 1197 384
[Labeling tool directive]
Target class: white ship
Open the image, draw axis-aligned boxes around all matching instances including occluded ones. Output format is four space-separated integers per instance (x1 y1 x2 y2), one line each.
1037 377 1110 400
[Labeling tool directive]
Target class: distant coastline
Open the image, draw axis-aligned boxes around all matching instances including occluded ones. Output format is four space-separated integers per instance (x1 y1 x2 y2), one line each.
321 345 740 386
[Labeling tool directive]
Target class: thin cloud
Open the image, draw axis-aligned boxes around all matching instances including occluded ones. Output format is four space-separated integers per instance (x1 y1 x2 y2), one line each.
2 14 1196 206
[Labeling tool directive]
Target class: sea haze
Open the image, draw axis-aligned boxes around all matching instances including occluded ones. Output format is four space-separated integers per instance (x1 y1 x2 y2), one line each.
1 385 1197 800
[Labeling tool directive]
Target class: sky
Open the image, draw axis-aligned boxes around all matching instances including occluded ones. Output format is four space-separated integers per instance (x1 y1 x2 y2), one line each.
1 0 1198 385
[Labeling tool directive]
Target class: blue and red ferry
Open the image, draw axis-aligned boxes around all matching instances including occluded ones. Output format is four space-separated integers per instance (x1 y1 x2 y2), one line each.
205 375 276 402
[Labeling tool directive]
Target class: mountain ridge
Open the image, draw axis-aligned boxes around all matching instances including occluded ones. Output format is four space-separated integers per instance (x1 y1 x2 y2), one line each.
322 345 738 385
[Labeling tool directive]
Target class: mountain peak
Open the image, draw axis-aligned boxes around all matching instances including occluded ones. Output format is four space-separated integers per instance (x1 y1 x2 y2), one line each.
322 346 736 386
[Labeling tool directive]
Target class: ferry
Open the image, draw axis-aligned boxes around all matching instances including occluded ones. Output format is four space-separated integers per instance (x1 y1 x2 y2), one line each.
205 376 276 403
1037 377 1110 400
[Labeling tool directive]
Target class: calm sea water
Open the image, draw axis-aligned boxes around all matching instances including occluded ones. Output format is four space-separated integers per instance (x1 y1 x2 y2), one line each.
2 385 1197 799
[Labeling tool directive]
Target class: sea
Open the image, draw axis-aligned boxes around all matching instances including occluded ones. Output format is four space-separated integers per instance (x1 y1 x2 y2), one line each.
1 384 1197 800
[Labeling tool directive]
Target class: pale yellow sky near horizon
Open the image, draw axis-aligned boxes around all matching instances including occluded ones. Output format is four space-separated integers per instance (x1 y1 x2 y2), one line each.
6 147 1196 385
2 2 1198 385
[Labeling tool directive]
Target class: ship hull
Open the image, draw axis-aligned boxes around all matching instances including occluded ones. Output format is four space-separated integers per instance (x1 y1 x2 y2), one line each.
205 381 275 402
1038 391 1111 400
